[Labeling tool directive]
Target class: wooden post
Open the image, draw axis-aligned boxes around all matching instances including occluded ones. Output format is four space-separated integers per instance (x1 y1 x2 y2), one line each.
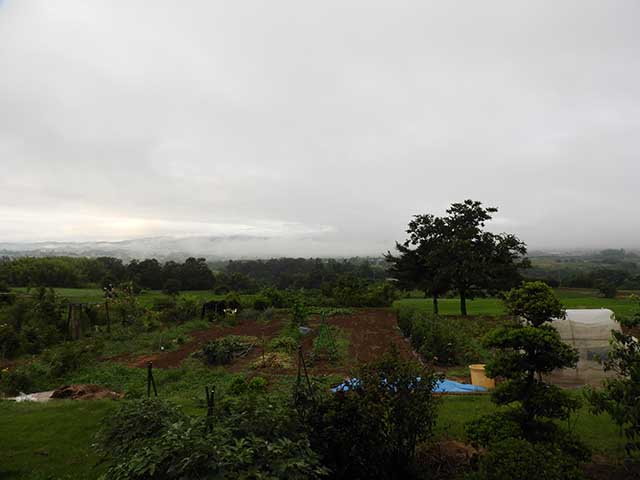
147 361 158 397
205 385 215 433
105 300 111 333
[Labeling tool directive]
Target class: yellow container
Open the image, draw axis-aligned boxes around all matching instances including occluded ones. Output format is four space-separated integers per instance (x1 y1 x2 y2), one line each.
469 364 495 390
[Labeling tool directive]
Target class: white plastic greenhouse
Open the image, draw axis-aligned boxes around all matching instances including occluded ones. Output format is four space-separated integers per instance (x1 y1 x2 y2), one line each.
545 309 620 387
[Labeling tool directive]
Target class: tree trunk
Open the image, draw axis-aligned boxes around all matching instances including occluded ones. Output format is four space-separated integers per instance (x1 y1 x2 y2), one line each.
432 295 439 315
460 290 467 316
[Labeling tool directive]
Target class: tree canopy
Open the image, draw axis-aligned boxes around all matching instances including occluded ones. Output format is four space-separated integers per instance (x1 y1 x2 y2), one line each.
387 200 529 315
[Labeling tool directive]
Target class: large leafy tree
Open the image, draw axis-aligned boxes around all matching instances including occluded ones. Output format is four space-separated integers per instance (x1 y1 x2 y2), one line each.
385 214 449 314
388 200 529 315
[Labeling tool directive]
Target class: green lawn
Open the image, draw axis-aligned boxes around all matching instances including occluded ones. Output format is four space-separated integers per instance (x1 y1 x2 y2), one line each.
0 391 627 479
394 288 639 319
0 400 117 479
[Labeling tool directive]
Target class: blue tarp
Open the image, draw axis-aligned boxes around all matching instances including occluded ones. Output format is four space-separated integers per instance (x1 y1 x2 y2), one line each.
331 378 486 394
434 379 487 393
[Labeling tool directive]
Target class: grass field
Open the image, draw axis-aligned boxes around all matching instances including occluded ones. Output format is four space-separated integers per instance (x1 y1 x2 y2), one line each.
0 392 627 479
393 288 639 319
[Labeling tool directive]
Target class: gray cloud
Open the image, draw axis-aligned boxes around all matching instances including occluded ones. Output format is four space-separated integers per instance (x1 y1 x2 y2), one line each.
1 0 639 255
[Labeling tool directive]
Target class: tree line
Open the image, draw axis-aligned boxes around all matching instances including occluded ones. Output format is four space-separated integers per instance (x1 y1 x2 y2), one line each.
0 255 388 293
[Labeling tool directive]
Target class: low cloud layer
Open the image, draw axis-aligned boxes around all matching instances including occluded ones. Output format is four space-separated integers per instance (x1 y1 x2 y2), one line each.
1 1 639 255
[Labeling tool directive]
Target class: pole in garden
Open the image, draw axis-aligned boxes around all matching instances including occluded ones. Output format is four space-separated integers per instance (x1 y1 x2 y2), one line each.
147 361 158 397
204 385 215 433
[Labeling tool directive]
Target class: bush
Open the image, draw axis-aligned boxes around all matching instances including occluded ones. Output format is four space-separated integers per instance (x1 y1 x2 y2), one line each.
0 281 15 305
43 340 100 378
200 335 256 365
468 438 584 480
261 287 288 308
223 291 242 310
236 308 260 322
408 314 487 366
0 360 51 395
586 297 640 459
397 309 414 337
95 398 186 459
152 295 176 312
0 323 20 359
259 307 276 322
301 348 439 479
95 395 328 480
291 299 309 326
162 278 181 296
269 335 298 354
253 294 271 311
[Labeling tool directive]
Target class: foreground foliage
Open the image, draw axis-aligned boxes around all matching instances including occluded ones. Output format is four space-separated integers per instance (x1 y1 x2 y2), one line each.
587 297 640 460
299 349 439 479
466 282 589 478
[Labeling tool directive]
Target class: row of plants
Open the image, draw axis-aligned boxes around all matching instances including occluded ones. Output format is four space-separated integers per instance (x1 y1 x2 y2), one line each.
396 307 514 366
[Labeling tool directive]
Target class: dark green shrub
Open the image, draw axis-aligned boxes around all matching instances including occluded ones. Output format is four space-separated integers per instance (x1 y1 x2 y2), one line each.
95 398 186 459
0 281 15 305
0 323 20 359
236 308 259 321
397 310 414 337
95 396 328 480
301 348 438 479
223 291 242 310
291 299 309 326
259 307 276 322
43 340 100 378
0 360 51 395
253 294 271 311
162 278 181 296
201 335 255 365
586 297 640 459
152 295 176 312
269 335 298 353
261 287 288 308
468 438 584 480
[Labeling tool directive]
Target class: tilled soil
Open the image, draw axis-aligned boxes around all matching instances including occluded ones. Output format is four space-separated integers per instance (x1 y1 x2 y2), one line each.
112 318 284 369
110 309 415 375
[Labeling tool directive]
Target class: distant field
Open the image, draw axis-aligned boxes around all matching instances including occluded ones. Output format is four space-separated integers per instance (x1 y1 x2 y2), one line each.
393 288 639 319
10 286 640 318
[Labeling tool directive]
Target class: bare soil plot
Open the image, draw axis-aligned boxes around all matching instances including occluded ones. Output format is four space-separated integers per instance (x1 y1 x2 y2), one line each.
109 309 415 375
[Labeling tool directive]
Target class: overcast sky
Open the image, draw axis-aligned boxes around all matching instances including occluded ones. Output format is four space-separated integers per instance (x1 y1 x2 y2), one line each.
1 1 639 256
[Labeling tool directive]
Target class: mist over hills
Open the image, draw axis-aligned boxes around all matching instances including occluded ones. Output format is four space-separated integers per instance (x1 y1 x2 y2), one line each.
2 236 638 263
0 235 389 261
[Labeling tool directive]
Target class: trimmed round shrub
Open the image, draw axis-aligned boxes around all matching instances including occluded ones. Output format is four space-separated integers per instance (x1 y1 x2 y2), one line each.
468 438 584 480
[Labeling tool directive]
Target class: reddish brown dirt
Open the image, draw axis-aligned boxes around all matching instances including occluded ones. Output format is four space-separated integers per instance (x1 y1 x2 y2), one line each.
228 308 418 376
111 318 284 369
109 309 416 376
